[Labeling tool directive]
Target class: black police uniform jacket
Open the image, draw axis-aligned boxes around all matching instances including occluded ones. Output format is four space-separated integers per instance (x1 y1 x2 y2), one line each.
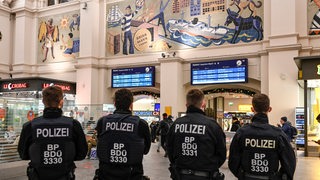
167 106 227 173
228 113 296 180
18 107 88 180
95 110 151 179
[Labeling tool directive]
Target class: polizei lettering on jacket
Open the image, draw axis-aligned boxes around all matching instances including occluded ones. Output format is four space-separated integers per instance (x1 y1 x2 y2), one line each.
245 138 276 148
106 122 134 132
36 128 69 138
174 124 206 135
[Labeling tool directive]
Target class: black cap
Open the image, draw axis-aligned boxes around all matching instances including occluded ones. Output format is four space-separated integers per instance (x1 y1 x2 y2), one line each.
281 116 287 122
168 115 173 119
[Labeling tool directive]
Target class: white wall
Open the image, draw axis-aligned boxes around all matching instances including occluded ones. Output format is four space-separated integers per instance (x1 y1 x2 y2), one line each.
0 8 11 78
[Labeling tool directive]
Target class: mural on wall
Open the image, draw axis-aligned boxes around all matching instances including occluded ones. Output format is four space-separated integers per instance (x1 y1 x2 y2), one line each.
309 0 320 35
37 10 80 63
106 0 264 57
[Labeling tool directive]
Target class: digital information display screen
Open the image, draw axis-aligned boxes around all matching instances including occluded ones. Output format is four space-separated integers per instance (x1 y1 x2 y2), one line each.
191 59 248 85
112 66 155 88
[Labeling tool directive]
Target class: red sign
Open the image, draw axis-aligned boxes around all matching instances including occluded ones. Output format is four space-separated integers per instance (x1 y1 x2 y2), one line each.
3 83 28 90
42 83 71 92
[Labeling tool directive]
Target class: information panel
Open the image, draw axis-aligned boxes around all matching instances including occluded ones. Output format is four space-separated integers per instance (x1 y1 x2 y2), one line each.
191 59 248 85
112 66 155 88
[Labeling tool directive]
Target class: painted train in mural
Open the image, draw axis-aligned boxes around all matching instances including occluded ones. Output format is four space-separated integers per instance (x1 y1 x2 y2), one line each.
106 0 264 56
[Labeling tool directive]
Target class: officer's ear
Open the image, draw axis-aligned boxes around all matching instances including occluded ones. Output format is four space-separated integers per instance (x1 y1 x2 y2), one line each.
200 100 206 110
251 106 255 113
58 99 64 108
129 103 133 111
268 107 272 113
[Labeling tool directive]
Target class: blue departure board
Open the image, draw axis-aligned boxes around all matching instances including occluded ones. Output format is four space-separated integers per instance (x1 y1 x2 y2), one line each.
112 66 155 88
191 59 248 85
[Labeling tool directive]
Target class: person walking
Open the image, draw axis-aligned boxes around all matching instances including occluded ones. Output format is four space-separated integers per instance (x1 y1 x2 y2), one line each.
278 116 293 142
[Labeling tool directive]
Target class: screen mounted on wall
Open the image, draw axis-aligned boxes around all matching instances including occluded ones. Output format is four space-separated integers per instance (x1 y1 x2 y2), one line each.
112 66 155 88
191 59 248 85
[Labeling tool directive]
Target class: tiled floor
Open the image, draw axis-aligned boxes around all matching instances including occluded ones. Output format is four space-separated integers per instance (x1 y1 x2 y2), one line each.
4 143 320 180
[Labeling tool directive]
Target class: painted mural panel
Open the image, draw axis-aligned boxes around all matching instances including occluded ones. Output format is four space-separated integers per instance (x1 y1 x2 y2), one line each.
37 10 80 63
106 0 264 57
308 0 320 35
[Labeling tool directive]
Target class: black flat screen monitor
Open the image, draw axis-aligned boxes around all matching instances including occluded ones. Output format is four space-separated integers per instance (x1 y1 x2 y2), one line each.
191 59 248 85
112 66 155 88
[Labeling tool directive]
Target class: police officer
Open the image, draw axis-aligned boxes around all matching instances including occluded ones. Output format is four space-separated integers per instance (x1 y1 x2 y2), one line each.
167 89 226 180
18 86 87 180
95 88 151 180
228 94 296 180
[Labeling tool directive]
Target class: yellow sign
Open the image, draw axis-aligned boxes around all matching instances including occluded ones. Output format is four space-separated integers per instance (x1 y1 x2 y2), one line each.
165 106 172 116
134 29 151 51
238 105 252 112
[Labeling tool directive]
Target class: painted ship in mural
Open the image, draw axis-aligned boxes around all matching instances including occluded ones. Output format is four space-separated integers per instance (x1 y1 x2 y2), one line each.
107 5 124 28
167 18 228 40
167 15 229 47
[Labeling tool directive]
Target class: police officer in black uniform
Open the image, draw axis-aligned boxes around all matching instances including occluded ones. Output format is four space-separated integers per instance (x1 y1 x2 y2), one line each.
95 88 151 180
167 89 226 180
18 86 88 180
228 94 296 180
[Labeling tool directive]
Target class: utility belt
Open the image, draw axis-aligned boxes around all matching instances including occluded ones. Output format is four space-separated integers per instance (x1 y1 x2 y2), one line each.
243 172 286 180
244 173 271 180
27 166 75 180
169 165 224 180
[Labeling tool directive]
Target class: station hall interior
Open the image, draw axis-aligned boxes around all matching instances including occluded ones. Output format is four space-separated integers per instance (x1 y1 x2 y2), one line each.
1 0 320 179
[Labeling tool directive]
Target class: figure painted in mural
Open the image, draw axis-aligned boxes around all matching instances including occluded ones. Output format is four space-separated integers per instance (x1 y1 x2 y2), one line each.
224 8 263 43
69 14 80 32
147 0 172 37
61 33 75 58
310 0 320 35
38 18 59 62
121 5 141 55
229 0 262 18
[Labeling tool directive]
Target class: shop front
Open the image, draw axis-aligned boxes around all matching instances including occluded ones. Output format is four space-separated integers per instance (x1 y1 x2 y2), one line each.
0 77 76 136
294 56 320 156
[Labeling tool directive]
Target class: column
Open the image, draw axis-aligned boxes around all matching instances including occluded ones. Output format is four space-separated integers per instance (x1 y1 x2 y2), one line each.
76 0 102 105
261 0 300 125
13 11 35 75
159 57 185 118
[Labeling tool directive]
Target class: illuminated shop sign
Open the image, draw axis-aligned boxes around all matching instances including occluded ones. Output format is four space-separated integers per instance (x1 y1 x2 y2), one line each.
42 83 71 92
133 111 159 116
3 83 29 90
317 65 320 75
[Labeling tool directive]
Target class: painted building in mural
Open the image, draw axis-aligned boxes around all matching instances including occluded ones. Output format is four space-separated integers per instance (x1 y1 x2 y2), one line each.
202 0 226 15
309 0 320 35
190 0 201 16
106 0 264 57
37 10 80 63
173 0 180 13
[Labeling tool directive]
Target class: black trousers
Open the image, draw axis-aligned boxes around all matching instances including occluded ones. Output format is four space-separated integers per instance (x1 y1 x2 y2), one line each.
98 163 144 180
161 135 167 151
